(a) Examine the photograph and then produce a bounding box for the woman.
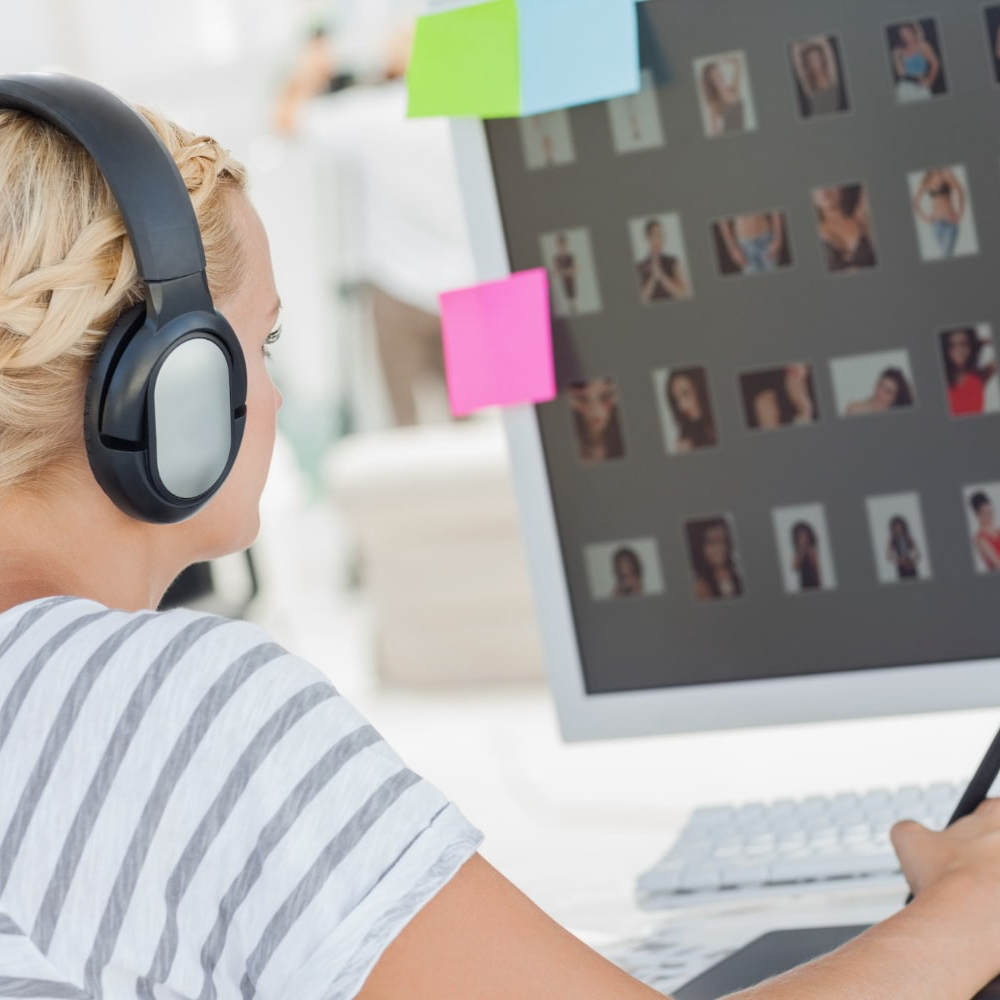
[941,326,996,416]
[791,522,821,591]
[568,377,625,462]
[886,515,922,580]
[891,21,941,101]
[845,366,914,415]
[636,218,689,303]
[912,167,967,258]
[970,492,1000,572]
[611,547,644,597]
[717,211,786,275]
[813,184,877,272]
[688,517,743,600]
[791,36,846,116]
[665,367,717,451]
[552,232,578,313]
[744,363,817,428]
[700,55,746,136]
[5,74,1000,1000]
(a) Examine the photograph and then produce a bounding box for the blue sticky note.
[518,0,641,116]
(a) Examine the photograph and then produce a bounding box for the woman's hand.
[892,799,1000,899]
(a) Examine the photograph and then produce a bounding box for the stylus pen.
[905,720,1000,903]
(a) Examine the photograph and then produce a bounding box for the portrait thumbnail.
[684,515,745,601]
[712,210,793,277]
[938,323,999,418]
[830,349,916,418]
[739,362,818,430]
[812,182,877,273]
[886,18,948,102]
[865,492,933,584]
[963,482,1000,573]
[692,51,758,138]
[908,165,979,262]
[986,6,1000,84]
[628,212,693,304]
[539,228,603,317]
[584,537,665,601]
[652,365,719,454]
[788,34,850,118]
[607,68,665,154]
[566,377,626,464]
[518,110,576,170]
[772,503,838,595]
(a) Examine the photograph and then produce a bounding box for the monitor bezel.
[449,115,1000,742]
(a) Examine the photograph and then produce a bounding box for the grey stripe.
[195,725,382,1000]
[239,769,421,1000]
[28,615,227,964]
[83,641,285,999]
[0,979,91,1000]
[0,913,21,935]
[4,615,157,910]
[135,682,335,1000]
[0,600,102,758]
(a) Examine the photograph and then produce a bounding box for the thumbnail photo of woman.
[909,165,978,261]
[567,377,626,464]
[583,537,665,601]
[539,228,603,317]
[986,6,1000,84]
[652,366,719,454]
[866,492,933,584]
[628,213,693,303]
[788,35,850,117]
[886,19,947,102]
[606,68,665,154]
[939,324,999,417]
[830,349,916,418]
[772,503,838,594]
[739,362,818,430]
[685,515,745,601]
[812,183,877,273]
[963,484,1000,573]
[712,210,792,277]
[518,110,576,170]
[693,51,758,138]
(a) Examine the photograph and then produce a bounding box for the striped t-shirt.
[0,597,482,1000]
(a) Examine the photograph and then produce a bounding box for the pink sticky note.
[439,268,556,417]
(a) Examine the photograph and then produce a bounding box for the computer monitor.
[450,0,1000,740]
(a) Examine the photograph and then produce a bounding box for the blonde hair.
[0,102,248,494]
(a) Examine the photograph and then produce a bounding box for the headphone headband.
[0,73,205,285]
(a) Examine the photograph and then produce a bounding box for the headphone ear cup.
[84,302,150,515]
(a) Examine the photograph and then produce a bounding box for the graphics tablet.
[674,925,1000,999]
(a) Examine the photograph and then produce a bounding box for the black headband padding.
[0,73,206,284]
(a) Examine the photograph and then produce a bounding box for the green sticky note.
[407,0,521,119]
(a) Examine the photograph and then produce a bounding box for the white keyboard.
[636,780,962,908]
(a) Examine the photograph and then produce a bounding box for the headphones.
[0,73,248,524]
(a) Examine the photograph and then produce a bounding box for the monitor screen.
[452,0,1000,738]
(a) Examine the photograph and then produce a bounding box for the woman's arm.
[766,211,785,260]
[358,809,1000,1000]
[912,178,933,223]
[659,259,689,299]
[921,41,940,89]
[718,220,745,269]
[975,535,1000,571]
[947,168,967,220]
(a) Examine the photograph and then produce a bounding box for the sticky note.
[439,268,555,416]
[406,0,521,119]
[407,0,640,119]
[518,0,640,116]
